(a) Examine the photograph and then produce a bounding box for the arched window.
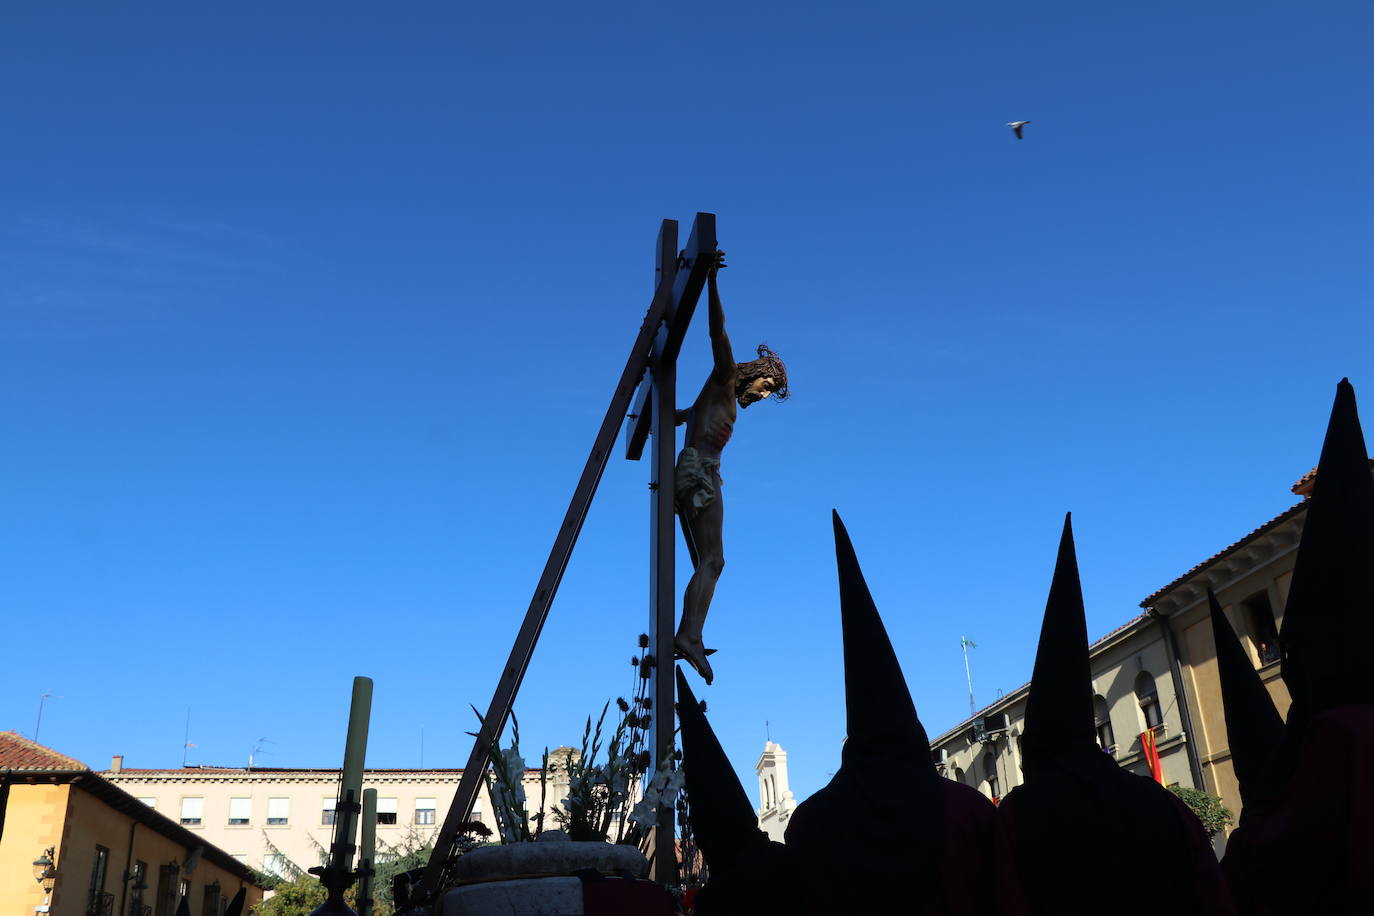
[1093,695,1116,751]
[1136,672,1163,732]
[952,767,965,785]
[983,752,1000,802]
[1242,591,1281,665]
[762,776,772,808]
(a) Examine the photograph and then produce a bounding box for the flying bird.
[1008,120,1031,140]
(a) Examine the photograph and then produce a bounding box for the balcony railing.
[86,891,115,916]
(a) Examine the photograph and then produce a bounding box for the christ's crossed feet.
[673,637,717,686]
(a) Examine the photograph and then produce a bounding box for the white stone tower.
[755,740,796,841]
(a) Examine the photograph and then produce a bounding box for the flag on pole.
[1140,729,1164,783]
[960,636,977,649]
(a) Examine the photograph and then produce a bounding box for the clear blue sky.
[3,1,1372,806]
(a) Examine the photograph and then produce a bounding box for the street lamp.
[32,847,57,889]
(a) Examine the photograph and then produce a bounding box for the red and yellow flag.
[1140,729,1164,783]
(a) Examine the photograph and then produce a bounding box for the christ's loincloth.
[674,447,721,519]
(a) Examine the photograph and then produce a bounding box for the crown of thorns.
[738,344,790,401]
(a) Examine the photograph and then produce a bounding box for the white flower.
[661,768,686,809]
[629,789,661,827]
[502,748,526,774]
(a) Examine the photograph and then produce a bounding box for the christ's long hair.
[736,344,789,401]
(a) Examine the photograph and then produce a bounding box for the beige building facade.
[0,733,262,916]
[102,756,573,880]
[925,463,1370,850]
[1135,471,1340,841]
[930,612,1198,805]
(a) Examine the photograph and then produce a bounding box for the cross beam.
[410,213,716,907]
[624,253,711,462]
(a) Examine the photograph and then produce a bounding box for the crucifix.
[409,213,717,906]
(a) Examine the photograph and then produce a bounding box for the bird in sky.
[1008,120,1031,140]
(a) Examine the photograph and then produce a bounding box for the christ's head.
[736,344,789,408]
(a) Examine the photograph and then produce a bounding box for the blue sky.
[3,1,1372,806]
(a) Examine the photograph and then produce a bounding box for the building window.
[266,797,290,826]
[203,885,222,916]
[1243,590,1281,665]
[415,798,437,826]
[130,861,148,906]
[179,797,204,826]
[157,863,179,916]
[89,844,110,893]
[1136,672,1163,731]
[1093,695,1116,752]
[322,797,337,826]
[136,797,157,810]
[227,797,251,826]
[376,797,399,826]
[983,753,1000,802]
[952,766,965,785]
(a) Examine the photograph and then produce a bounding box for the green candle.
[358,788,377,916]
[334,676,373,872]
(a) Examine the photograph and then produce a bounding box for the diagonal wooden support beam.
[624,214,717,461]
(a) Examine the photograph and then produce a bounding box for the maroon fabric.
[1222,705,1374,914]
[792,779,999,916]
[580,876,677,915]
[995,766,1233,916]
[931,781,1002,916]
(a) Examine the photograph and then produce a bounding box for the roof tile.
[0,731,88,771]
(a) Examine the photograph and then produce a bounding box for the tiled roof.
[1290,457,1374,497]
[1142,463,1374,608]
[1138,501,1306,608]
[0,731,88,771]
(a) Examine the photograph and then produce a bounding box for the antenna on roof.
[34,691,61,744]
[181,708,198,767]
[250,737,273,768]
[960,636,978,717]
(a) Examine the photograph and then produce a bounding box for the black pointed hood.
[224,888,247,916]
[1021,513,1098,767]
[1281,379,1374,711]
[675,668,770,869]
[1000,518,1236,914]
[675,668,803,915]
[784,512,947,911]
[833,510,933,757]
[1208,589,1283,811]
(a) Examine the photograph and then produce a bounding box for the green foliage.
[251,874,352,916]
[248,825,489,916]
[1169,785,1234,838]
[370,827,438,914]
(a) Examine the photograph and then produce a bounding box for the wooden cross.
[410,213,716,905]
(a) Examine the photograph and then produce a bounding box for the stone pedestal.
[441,833,653,916]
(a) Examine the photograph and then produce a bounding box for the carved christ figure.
[673,251,788,684]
